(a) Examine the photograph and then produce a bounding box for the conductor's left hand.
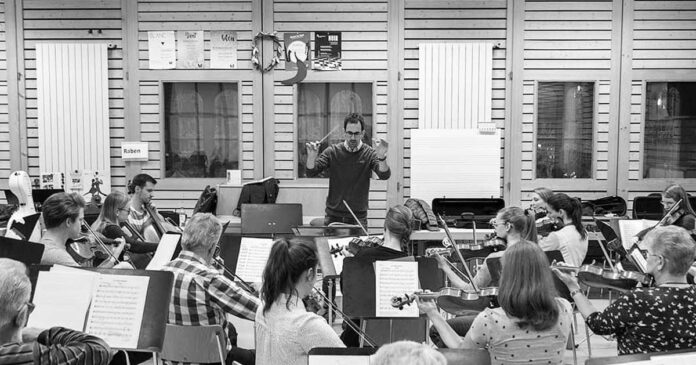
[373,138,388,159]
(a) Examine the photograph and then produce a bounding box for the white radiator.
[418,43,493,129]
[36,43,111,176]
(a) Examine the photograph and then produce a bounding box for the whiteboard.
[410,129,501,205]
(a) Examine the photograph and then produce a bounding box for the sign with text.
[121,142,149,161]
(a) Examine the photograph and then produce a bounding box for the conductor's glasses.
[345,131,362,137]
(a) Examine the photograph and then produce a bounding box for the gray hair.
[372,341,446,365]
[645,225,696,276]
[181,213,223,252]
[0,259,31,327]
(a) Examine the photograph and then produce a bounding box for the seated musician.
[651,184,695,233]
[255,239,344,365]
[339,205,412,346]
[419,242,573,364]
[430,206,536,347]
[127,173,164,242]
[91,191,158,268]
[538,193,588,266]
[162,213,259,365]
[0,258,112,365]
[554,225,696,355]
[531,187,553,219]
[40,192,125,267]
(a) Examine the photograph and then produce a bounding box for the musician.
[162,213,259,365]
[657,184,695,231]
[531,187,553,218]
[91,191,158,268]
[538,193,588,266]
[554,225,696,355]
[306,113,390,228]
[430,206,536,347]
[339,205,412,346]
[255,239,344,365]
[39,192,125,267]
[0,258,112,365]
[126,173,159,240]
[419,242,573,364]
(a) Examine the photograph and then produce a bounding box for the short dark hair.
[42,192,85,229]
[128,173,156,194]
[343,113,365,131]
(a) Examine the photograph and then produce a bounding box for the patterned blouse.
[586,285,696,355]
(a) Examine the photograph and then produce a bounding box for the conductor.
[306,113,390,228]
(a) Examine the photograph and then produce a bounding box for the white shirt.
[538,225,588,266]
[255,294,344,365]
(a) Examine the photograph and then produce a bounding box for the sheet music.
[651,352,696,364]
[146,233,181,270]
[85,275,149,349]
[375,261,419,318]
[309,355,371,365]
[619,220,658,250]
[28,270,98,331]
[236,237,274,283]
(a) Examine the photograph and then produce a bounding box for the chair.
[159,324,227,365]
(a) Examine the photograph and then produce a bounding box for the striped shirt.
[127,206,150,236]
[0,327,111,365]
[162,251,260,348]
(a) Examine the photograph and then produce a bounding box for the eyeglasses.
[489,218,506,227]
[345,131,362,137]
[25,302,35,315]
[117,207,129,212]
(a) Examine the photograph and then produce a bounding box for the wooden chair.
[159,324,227,365]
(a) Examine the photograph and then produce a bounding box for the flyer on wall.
[313,31,341,71]
[147,31,176,69]
[284,32,310,71]
[176,30,204,69]
[211,31,238,69]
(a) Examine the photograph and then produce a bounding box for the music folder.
[0,236,45,266]
[8,213,41,241]
[28,266,174,352]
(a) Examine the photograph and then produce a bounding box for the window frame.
[292,80,378,182]
[531,79,600,187]
[640,80,696,180]
[157,79,243,188]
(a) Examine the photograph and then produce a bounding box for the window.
[536,82,594,179]
[163,82,239,178]
[297,83,373,178]
[644,82,696,178]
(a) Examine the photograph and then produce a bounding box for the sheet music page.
[618,220,657,250]
[146,233,181,270]
[236,237,274,283]
[85,274,149,349]
[375,260,419,318]
[651,352,696,364]
[309,355,371,365]
[28,270,98,331]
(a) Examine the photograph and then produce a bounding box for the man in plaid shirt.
[163,213,260,365]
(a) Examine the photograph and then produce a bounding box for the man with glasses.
[163,213,259,365]
[0,258,112,364]
[306,113,390,228]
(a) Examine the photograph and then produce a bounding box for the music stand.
[0,236,45,266]
[27,266,174,355]
[8,213,41,240]
[292,225,364,237]
[241,203,302,237]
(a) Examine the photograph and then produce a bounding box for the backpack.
[233,177,280,217]
[404,198,439,231]
[193,185,218,215]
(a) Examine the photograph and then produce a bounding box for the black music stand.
[241,203,302,237]
[292,225,364,237]
[342,256,444,346]
[28,266,174,355]
[8,213,41,240]
[0,236,45,266]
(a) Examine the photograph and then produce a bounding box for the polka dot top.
[585,285,696,355]
[462,298,572,365]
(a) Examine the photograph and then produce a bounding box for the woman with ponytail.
[539,193,588,266]
[255,239,344,365]
[420,242,572,363]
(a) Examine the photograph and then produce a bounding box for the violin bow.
[438,214,479,291]
[342,200,369,236]
[82,221,121,264]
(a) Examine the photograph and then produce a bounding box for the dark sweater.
[306,143,390,218]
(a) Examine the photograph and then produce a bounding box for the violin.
[328,236,384,257]
[536,215,562,237]
[551,261,652,292]
[391,288,498,314]
[635,199,684,242]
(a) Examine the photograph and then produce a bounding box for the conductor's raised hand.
[373,138,389,159]
[305,141,320,157]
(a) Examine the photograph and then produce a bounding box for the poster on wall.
[40,172,64,190]
[211,31,238,69]
[284,32,310,71]
[313,31,342,71]
[147,31,176,69]
[176,30,204,69]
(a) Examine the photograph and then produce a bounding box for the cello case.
[6,171,42,242]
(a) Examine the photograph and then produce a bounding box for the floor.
[224,295,619,365]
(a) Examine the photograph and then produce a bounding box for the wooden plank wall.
[21,0,126,190]
[272,0,390,230]
[625,0,696,208]
[402,0,508,201]
[519,0,615,206]
[137,0,256,211]
[0,0,9,189]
